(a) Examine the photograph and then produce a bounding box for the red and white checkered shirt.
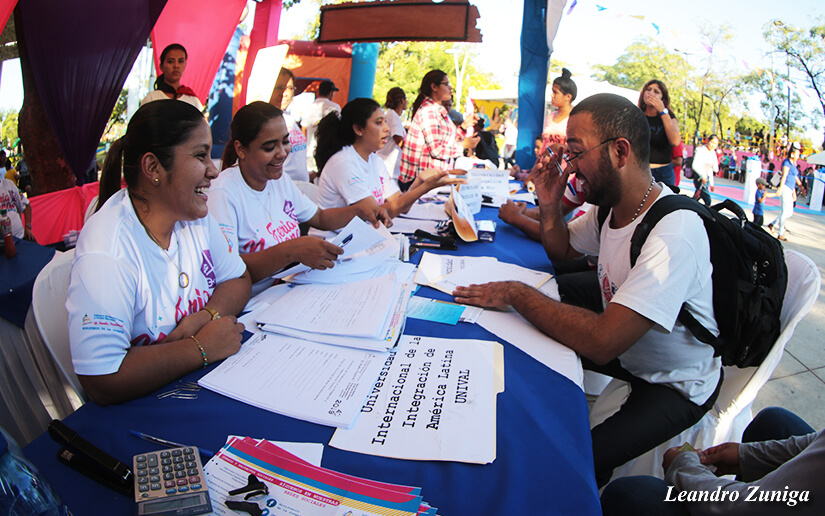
[399,98,464,183]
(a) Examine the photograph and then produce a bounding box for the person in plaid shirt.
[398,70,478,189]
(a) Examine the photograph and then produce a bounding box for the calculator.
[133,446,212,516]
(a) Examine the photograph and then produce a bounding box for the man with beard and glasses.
[453,94,721,488]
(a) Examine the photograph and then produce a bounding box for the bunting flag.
[567,0,578,15]
[596,5,607,11]
[652,23,660,35]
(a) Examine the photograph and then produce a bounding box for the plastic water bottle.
[1,209,15,258]
[0,427,71,515]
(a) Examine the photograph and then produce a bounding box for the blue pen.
[129,430,215,458]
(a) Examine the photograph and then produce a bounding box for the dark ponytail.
[154,43,188,95]
[314,98,381,174]
[411,70,447,116]
[221,101,284,170]
[553,68,577,101]
[97,100,204,211]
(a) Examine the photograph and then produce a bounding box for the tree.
[103,88,129,141]
[0,110,18,150]
[373,41,497,113]
[766,17,825,147]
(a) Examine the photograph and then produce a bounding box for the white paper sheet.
[467,168,510,198]
[477,307,584,390]
[397,202,449,221]
[198,333,389,428]
[413,252,497,287]
[455,182,482,215]
[429,260,552,295]
[225,437,324,467]
[330,336,500,464]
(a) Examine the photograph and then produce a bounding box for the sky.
[2,0,823,133]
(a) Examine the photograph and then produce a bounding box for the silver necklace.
[140,219,190,289]
[630,181,656,223]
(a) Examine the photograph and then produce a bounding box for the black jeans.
[583,358,723,488]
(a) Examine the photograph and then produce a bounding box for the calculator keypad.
[133,446,207,503]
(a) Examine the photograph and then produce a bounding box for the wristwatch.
[660,108,669,116]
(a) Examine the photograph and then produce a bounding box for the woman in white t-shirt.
[210,102,389,292]
[376,87,407,180]
[315,98,463,217]
[140,43,204,111]
[67,100,251,405]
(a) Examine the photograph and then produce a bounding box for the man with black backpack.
[454,94,724,488]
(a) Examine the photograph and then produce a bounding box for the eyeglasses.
[563,137,620,168]
[439,81,453,88]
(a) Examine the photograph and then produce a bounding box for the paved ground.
[682,175,825,430]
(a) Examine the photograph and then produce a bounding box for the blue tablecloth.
[22,207,601,515]
[0,238,55,328]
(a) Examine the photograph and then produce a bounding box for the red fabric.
[0,1,15,31]
[176,85,197,98]
[151,0,247,103]
[28,182,99,245]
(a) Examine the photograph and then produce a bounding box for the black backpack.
[598,195,787,368]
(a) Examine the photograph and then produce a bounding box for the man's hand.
[532,147,570,207]
[663,446,698,472]
[499,200,527,224]
[453,281,518,310]
[700,442,741,477]
[23,226,36,242]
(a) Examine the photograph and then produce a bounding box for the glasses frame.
[563,137,620,169]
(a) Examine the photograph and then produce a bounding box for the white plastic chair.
[83,195,98,222]
[590,249,821,482]
[31,248,88,404]
[295,180,319,204]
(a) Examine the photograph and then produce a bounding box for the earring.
[153,177,160,185]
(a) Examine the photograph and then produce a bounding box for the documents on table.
[396,201,449,221]
[406,297,479,325]
[198,333,389,428]
[204,437,431,515]
[224,437,324,467]
[330,336,502,464]
[467,168,510,198]
[413,251,496,287]
[255,273,413,351]
[429,258,553,295]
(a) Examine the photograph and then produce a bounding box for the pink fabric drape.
[0,0,15,31]
[28,182,99,245]
[150,0,247,103]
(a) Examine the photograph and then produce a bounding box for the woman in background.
[398,70,477,190]
[141,44,203,111]
[68,100,249,405]
[316,98,463,218]
[270,67,311,182]
[376,87,407,181]
[638,79,681,187]
[768,142,803,241]
[542,68,577,150]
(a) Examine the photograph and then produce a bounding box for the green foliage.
[0,110,18,151]
[103,88,129,141]
[591,37,690,92]
[373,41,498,111]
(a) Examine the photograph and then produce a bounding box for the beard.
[580,150,622,207]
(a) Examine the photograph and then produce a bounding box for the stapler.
[48,419,134,496]
[410,229,458,256]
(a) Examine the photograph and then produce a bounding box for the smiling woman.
[68,100,251,405]
[207,102,390,294]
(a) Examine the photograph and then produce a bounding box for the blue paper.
[406,297,465,325]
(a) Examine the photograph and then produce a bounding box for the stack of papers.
[256,273,414,351]
[205,437,438,515]
[198,333,389,427]
[330,336,503,464]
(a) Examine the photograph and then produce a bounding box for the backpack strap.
[629,194,721,350]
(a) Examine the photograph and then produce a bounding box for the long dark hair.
[412,69,447,116]
[638,79,674,115]
[553,68,577,101]
[154,43,188,96]
[221,101,284,170]
[97,100,204,211]
[314,98,381,173]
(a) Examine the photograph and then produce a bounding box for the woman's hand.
[355,203,392,228]
[195,315,245,363]
[645,92,665,113]
[161,309,212,344]
[420,169,467,190]
[290,236,343,270]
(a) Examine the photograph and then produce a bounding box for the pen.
[129,430,215,458]
[545,147,566,176]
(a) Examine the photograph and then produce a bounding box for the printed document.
[413,252,496,287]
[198,333,389,427]
[330,336,501,464]
[429,260,552,295]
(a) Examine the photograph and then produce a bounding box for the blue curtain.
[516,0,549,169]
[18,0,167,182]
[208,26,244,160]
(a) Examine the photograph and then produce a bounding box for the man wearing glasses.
[455,94,721,488]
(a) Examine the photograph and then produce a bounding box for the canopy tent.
[278,40,353,108]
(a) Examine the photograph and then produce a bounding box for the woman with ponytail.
[316,98,464,218]
[140,43,204,111]
[542,68,577,149]
[67,100,250,405]
[398,70,478,190]
[208,101,389,295]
